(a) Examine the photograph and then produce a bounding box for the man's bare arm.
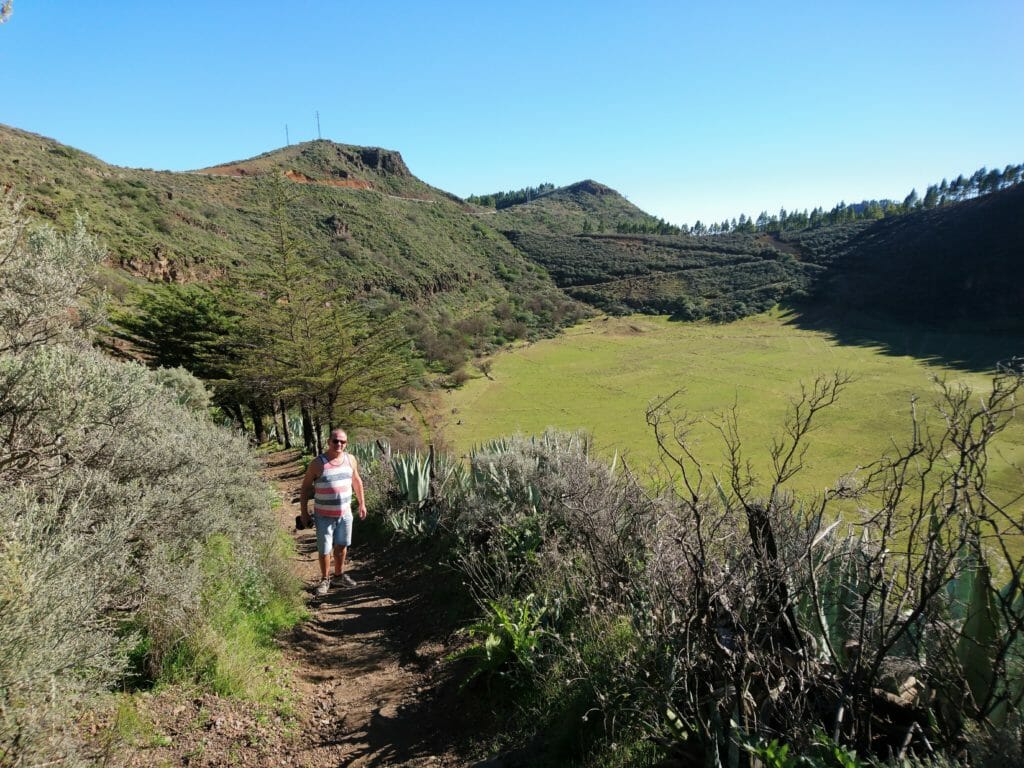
[299,459,321,521]
[352,457,367,519]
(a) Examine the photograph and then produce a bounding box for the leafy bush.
[451,594,548,689]
[152,364,213,411]
[439,431,661,757]
[0,191,301,766]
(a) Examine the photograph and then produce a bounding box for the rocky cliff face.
[355,146,410,176]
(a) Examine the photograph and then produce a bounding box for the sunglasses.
[330,438,348,445]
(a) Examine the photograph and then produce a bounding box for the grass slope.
[492,181,1024,333]
[438,311,1024,498]
[485,179,823,322]
[509,230,817,320]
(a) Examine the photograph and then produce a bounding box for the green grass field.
[438,310,1024,499]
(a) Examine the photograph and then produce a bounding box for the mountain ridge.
[0,123,587,366]
[3,122,1021,361]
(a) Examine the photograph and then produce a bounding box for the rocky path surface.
[105,449,482,767]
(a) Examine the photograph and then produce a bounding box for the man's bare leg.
[315,551,332,596]
[333,545,348,577]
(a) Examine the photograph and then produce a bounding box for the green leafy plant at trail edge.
[450,594,547,689]
[741,731,866,768]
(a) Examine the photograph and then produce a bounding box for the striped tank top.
[313,453,353,518]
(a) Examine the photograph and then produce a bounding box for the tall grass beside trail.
[380,372,1024,766]
[0,191,303,767]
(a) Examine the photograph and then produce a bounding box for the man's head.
[328,429,348,455]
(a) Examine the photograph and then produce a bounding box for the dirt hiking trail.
[105,449,491,767]
[268,449,475,767]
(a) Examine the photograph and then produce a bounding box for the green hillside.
[789,184,1024,330]
[0,124,584,354]
[507,230,817,320]
[5,121,1020,377]
[198,138,461,202]
[485,175,1024,334]
[484,179,663,235]
[481,179,815,321]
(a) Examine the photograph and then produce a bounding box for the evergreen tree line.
[112,175,419,454]
[614,217,682,235]
[686,161,1024,236]
[598,161,1022,238]
[466,182,555,209]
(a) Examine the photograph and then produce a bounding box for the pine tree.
[225,175,418,445]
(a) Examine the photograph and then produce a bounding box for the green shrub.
[157,534,304,699]
[451,594,547,689]
[0,191,302,766]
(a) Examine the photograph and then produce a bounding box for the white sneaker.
[315,578,331,596]
[339,574,356,587]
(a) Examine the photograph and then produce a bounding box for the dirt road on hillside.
[104,450,486,768]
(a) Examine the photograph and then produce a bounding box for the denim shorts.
[315,510,353,554]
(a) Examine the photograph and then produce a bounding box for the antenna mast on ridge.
[316,111,321,140]
[285,124,290,146]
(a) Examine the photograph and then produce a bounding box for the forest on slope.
[789,184,1024,330]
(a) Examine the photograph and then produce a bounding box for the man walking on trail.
[299,428,367,596]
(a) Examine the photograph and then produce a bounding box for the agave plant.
[470,457,542,514]
[808,528,868,665]
[348,440,378,465]
[287,413,304,442]
[944,534,1022,726]
[956,548,1000,717]
[386,506,438,538]
[391,451,431,506]
[471,437,514,457]
[433,451,471,497]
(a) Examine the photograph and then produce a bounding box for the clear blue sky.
[2,1,1021,226]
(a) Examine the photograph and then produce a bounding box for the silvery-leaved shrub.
[0,191,287,766]
[0,471,140,767]
[153,364,213,412]
[451,430,658,714]
[0,190,105,355]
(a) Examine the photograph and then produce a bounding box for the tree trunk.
[313,412,323,455]
[301,404,315,454]
[249,399,266,445]
[223,400,245,430]
[278,399,291,449]
[325,394,337,436]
